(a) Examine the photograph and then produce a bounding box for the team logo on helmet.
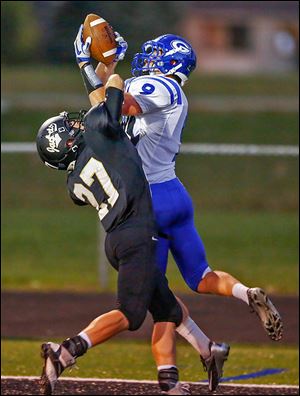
[170,40,191,54]
[45,123,65,153]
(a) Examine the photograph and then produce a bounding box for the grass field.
[2,109,299,144]
[1,339,299,385]
[2,65,298,95]
[2,151,299,293]
[1,205,298,294]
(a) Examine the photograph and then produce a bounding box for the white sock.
[232,283,250,305]
[176,317,210,359]
[78,331,92,348]
[157,365,177,371]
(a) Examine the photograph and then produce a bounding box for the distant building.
[180,1,299,73]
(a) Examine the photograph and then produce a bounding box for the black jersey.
[67,87,155,233]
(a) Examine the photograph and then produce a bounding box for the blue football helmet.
[131,34,197,85]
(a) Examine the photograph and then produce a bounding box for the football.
[83,13,117,65]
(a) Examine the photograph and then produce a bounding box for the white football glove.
[114,31,128,62]
[74,24,92,65]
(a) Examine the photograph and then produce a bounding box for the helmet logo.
[45,123,64,153]
[171,40,191,54]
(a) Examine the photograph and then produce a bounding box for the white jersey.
[123,75,188,184]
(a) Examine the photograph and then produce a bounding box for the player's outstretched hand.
[74,24,92,65]
[114,31,128,62]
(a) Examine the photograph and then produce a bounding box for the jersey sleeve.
[105,86,124,122]
[127,77,174,113]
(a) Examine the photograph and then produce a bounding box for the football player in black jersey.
[37,72,193,395]
[36,28,230,396]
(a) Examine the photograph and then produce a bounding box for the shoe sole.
[161,383,191,395]
[208,358,218,392]
[248,288,283,341]
[209,345,230,392]
[40,343,55,395]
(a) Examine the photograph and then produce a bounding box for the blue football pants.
[150,177,211,291]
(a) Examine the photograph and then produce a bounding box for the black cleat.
[40,342,76,395]
[247,287,283,341]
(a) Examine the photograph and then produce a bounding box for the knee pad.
[122,307,147,331]
[152,299,183,327]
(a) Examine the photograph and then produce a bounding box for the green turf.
[2,65,298,96]
[2,151,298,294]
[183,111,299,145]
[2,205,298,294]
[2,109,299,144]
[177,155,299,212]
[2,154,298,212]
[1,339,298,385]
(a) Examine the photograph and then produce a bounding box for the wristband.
[80,63,103,94]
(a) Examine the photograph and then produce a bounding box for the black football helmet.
[36,110,86,170]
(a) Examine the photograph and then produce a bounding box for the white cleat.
[200,342,230,391]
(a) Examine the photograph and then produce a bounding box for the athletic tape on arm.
[81,63,103,94]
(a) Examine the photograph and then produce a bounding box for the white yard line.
[1,376,299,389]
[1,142,299,156]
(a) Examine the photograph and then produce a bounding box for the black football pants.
[105,222,182,331]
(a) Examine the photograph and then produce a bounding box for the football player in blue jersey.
[75,27,283,344]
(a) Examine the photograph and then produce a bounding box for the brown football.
[83,14,117,65]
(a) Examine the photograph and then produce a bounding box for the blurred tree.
[2,1,187,65]
[1,1,40,63]
[34,0,186,63]
[42,1,94,64]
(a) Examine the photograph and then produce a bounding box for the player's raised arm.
[105,74,124,121]
[74,24,106,105]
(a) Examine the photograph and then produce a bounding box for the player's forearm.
[95,62,118,85]
[79,62,105,105]
[87,71,123,107]
[88,87,106,106]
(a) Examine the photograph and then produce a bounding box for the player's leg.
[169,178,283,341]
[107,224,191,394]
[40,309,129,395]
[197,267,283,341]
[149,266,191,395]
[152,321,176,367]
[155,234,170,275]
[175,296,230,392]
[150,181,173,275]
[149,267,229,394]
[152,322,191,395]
[40,226,153,395]
[151,178,230,386]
